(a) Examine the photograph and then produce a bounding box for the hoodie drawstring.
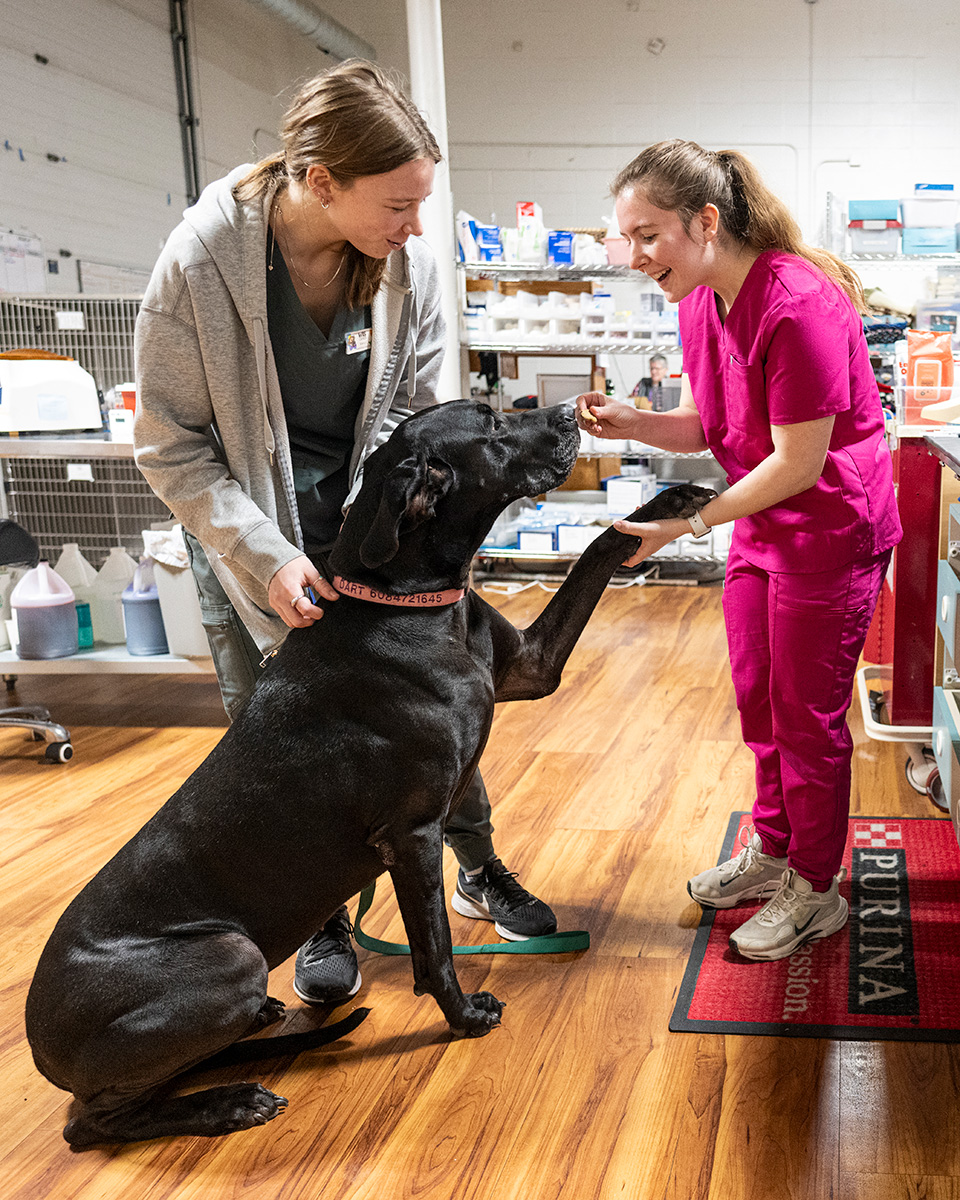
[253,316,276,465]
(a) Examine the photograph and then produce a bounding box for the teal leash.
[352,879,590,956]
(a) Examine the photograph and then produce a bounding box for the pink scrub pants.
[722,543,892,890]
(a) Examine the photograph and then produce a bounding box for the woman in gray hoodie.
[133,61,557,1006]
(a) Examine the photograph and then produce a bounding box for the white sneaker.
[729,868,849,962]
[687,828,788,910]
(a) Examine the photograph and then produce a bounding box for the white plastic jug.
[0,569,14,650]
[54,543,97,594]
[54,543,98,648]
[11,561,79,660]
[90,546,138,644]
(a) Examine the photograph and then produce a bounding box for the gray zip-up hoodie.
[133,165,446,654]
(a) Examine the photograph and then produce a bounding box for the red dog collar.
[332,575,465,608]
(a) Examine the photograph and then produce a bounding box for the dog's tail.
[197,1006,371,1070]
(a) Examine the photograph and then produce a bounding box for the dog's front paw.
[643,483,717,521]
[450,991,504,1038]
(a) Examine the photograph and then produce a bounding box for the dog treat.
[581,406,599,424]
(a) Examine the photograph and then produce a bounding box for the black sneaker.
[451,857,557,941]
[293,906,361,1005]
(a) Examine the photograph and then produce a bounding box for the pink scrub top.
[679,249,902,573]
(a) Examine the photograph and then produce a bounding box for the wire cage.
[0,295,171,565]
[2,456,172,569]
[0,295,140,393]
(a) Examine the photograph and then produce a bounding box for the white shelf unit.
[0,435,213,677]
[458,262,724,575]
[0,646,212,675]
[846,252,960,265]
[459,261,680,355]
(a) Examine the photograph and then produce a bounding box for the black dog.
[25,400,714,1146]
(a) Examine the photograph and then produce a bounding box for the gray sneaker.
[293,906,361,1005]
[729,868,849,961]
[687,828,788,910]
[451,857,557,941]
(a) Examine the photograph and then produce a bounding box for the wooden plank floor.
[0,581,955,1199]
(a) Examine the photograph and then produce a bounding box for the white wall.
[443,0,960,243]
[0,0,401,293]
[1,0,959,295]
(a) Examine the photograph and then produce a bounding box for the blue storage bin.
[902,227,957,255]
[938,560,960,666]
[933,686,960,814]
[848,199,900,221]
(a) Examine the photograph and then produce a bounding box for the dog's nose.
[556,401,578,426]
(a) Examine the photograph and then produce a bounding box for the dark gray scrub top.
[266,247,371,552]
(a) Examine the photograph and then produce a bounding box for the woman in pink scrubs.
[578,139,901,962]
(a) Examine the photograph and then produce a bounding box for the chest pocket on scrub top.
[722,352,772,448]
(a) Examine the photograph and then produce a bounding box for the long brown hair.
[235,60,442,309]
[612,139,866,312]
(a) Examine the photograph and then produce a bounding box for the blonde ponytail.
[612,140,866,313]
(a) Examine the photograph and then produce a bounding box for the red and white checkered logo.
[853,821,902,849]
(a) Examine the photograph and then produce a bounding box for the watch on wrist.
[687,509,710,539]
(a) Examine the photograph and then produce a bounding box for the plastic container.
[53,543,97,649]
[604,237,630,265]
[849,227,900,254]
[901,197,959,227]
[0,570,13,650]
[902,227,958,255]
[90,546,138,644]
[140,524,208,657]
[121,559,169,656]
[848,199,900,221]
[915,301,960,334]
[11,562,79,660]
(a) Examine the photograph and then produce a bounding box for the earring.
[321,198,329,209]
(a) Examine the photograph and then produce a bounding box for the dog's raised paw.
[644,483,717,521]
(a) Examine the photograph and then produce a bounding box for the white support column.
[405,0,467,400]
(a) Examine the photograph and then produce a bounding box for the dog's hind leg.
[31,931,284,1145]
[64,1082,288,1146]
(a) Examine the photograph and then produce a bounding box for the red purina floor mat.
[670,812,960,1041]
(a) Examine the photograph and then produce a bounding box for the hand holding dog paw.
[613,517,690,568]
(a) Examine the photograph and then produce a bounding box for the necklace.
[270,202,346,290]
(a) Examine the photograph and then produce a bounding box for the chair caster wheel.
[45,742,73,763]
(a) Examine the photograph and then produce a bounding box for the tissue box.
[548,230,574,265]
[557,524,604,554]
[474,224,503,262]
[518,529,556,553]
[605,476,648,513]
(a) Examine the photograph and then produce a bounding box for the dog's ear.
[359,454,454,568]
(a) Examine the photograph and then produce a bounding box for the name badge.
[345,328,372,355]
